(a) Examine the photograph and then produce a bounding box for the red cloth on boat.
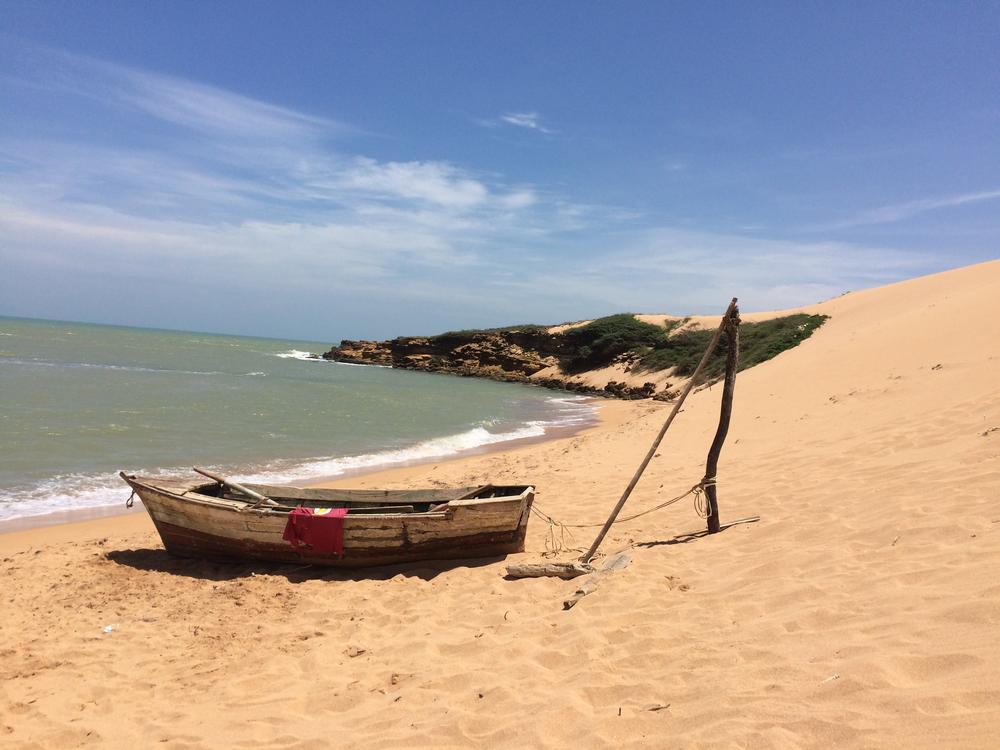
[281,507,348,556]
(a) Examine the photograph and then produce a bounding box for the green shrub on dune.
[562,314,667,372]
[637,313,828,382]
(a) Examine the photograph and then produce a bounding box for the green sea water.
[0,316,593,522]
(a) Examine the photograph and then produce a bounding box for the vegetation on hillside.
[637,313,829,382]
[432,323,549,339]
[551,311,828,381]
[561,314,668,372]
[410,311,829,383]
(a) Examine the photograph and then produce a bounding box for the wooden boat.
[119,470,535,568]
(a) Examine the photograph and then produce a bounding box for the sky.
[1,1,998,341]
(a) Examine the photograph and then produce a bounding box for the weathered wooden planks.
[153,519,529,567]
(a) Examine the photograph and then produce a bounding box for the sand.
[2,259,999,748]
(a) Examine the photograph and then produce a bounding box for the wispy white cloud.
[475,227,935,315]
[28,48,339,141]
[0,46,580,335]
[113,69,331,140]
[0,197,477,287]
[499,189,537,209]
[820,188,1000,230]
[499,111,553,134]
[0,44,954,338]
[0,45,538,215]
[339,158,489,208]
[1,191,937,326]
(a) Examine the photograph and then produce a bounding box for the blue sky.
[1,1,998,340]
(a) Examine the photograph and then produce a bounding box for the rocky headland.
[320,312,828,400]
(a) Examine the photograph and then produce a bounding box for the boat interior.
[191,482,532,515]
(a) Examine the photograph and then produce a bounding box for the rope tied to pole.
[692,478,713,519]
[529,475,720,553]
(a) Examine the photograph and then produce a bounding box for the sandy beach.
[2,260,999,748]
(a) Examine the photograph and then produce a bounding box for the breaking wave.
[0,398,595,524]
[273,349,319,361]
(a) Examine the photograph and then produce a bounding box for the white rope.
[531,477,716,537]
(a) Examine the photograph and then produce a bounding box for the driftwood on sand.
[504,561,592,579]
[563,552,633,609]
[505,553,633,609]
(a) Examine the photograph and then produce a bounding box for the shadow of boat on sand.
[105,546,507,582]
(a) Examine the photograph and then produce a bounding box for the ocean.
[0,316,594,524]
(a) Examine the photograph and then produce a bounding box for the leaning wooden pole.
[580,298,738,563]
[704,304,740,533]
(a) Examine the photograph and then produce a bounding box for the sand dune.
[2,260,999,748]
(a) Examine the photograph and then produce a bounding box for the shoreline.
[307,397,644,491]
[0,397,613,540]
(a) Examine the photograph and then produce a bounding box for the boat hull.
[124,476,534,568]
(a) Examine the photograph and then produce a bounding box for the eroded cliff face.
[321,328,667,400]
[323,339,394,367]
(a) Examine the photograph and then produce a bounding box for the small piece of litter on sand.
[646,703,670,712]
[821,673,840,684]
[102,625,115,634]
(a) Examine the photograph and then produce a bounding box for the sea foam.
[0,399,594,524]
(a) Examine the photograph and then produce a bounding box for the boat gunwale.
[121,474,534,522]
